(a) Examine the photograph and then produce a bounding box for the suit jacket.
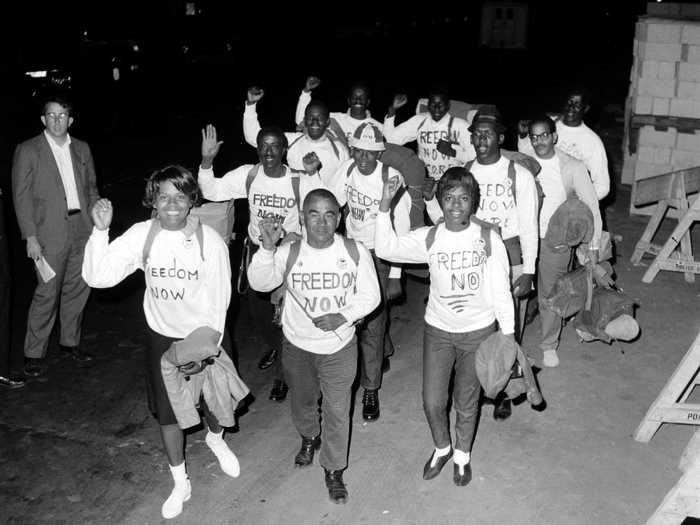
[12,133,99,254]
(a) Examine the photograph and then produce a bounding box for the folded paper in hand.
[35,256,56,283]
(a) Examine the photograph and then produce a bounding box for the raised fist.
[247,86,264,104]
[304,76,321,92]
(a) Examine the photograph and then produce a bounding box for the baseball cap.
[349,122,386,151]
[468,105,506,133]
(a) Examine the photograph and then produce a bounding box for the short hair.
[436,167,481,215]
[565,84,592,107]
[305,100,330,119]
[428,84,450,101]
[302,188,339,213]
[529,114,556,134]
[42,93,73,116]
[142,165,202,208]
[256,126,288,149]
[348,81,370,98]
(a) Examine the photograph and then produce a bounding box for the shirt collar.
[44,130,72,148]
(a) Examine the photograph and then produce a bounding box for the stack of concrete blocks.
[624,3,700,214]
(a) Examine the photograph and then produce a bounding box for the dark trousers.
[537,239,573,352]
[358,253,394,390]
[0,232,11,376]
[282,337,357,471]
[422,322,496,452]
[25,214,90,358]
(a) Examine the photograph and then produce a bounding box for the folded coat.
[161,327,250,430]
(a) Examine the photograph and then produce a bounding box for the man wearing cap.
[328,123,412,421]
[526,115,601,367]
[12,94,100,377]
[383,87,474,180]
[518,85,610,200]
[244,86,349,196]
[425,105,539,420]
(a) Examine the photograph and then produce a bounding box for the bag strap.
[325,131,341,159]
[346,162,356,178]
[447,115,454,139]
[465,159,475,172]
[508,159,517,206]
[342,237,360,268]
[284,240,303,283]
[288,135,304,151]
[290,170,301,210]
[425,225,438,251]
[416,116,429,132]
[142,219,161,268]
[470,216,494,257]
[245,164,260,196]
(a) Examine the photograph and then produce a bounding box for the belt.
[67,209,81,216]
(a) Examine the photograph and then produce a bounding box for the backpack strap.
[284,240,303,283]
[288,135,304,151]
[470,216,495,257]
[346,162,356,178]
[508,159,517,206]
[416,116,429,132]
[290,170,301,210]
[465,159,475,172]
[425,225,439,251]
[245,164,260,196]
[342,237,360,268]
[325,131,341,159]
[142,219,161,268]
[447,115,454,140]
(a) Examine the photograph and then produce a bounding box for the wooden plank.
[642,207,700,283]
[647,404,700,426]
[632,201,670,265]
[657,259,700,274]
[646,457,700,525]
[635,173,675,207]
[680,429,700,472]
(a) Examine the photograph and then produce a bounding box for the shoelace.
[363,390,378,407]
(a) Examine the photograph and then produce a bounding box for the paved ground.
[2,124,700,524]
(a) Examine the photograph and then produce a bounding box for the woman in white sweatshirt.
[81,166,239,520]
[375,167,514,487]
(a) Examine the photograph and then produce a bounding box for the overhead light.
[26,71,47,78]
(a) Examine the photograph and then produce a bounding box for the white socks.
[454,449,471,475]
[162,463,191,520]
[543,350,560,368]
[430,444,452,467]
[205,430,240,478]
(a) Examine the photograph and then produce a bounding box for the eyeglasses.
[45,112,69,122]
[529,131,552,142]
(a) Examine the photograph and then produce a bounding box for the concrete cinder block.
[671,148,700,169]
[677,80,700,99]
[641,60,660,78]
[640,42,683,62]
[622,153,637,185]
[636,22,648,42]
[684,44,700,64]
[647,23,682,43]
[655,147,672,164]
[634,161,673,180]
[637,145,656,164]
[676,131,700,152]
[635,96,653,114]
[638,125,678,147]
[679,62,700,81]
[652,97,670,115]
[681,24,700,45]
[638,77,676,97]
[659,61,677,79]
[669,98,700,117]
[647,3,681,17]
[681,4,700,19]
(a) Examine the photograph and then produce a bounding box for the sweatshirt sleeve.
[452,118,476,163]
[204,235,232,339]
[571,162,603,250]
[82,225,143,288]
[587,135,610,200]
[247,244,287,293]
[514,166,539,274]
[374,211,430,264]
[198,165,249,201]
[243,103,262,147]
[295,90,311,126]
[425,197,444,224]
[486,232,515,335]
[337,244,380,325]
[383,115,421,146]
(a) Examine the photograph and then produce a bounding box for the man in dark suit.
[12,94,100,377]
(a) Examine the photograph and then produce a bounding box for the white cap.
[349,123,385,151]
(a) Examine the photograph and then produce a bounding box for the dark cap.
[468,104,506,133]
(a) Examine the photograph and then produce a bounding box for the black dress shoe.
[453,462,472,486]
[324,469,348,504]
[0,375,26,389]
[423,448,453,480]
[23,358,45,378]
[258,348,278,370]
[269,379,288,401]
[362,388,380,421]
[294,435,320,467]
[493,395,512,421]
[59,345,93,362]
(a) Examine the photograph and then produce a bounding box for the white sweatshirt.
[247,235,380,354]
[518,120,610,200]
[383,113,474,179]
[374,213,514,334]
[425,155,539,274]
[295,90,383,141]
[243,103,349,192]
[82,221,231,340]
[198,165,323,245]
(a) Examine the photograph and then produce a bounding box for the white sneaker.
[543,350,560,368]
[161,479,191,519]
[206,432,240,478]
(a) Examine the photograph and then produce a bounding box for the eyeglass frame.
[44,112,70,122]
[528,131,555,143]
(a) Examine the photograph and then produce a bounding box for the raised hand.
[247,86,264,105]
[259,216,283,250]
[201,124,223,167]
[379,176,401,212]
[392,94,408,110]
[517,119,531,139]
[304,76,321,92]
[91,198,113,231]
[422,177,437,201]
[302,152,323,174]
